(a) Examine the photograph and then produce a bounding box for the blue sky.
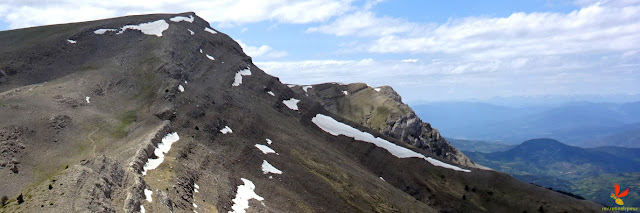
[1,0,638,104]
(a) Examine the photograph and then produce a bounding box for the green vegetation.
[16,194,23,204]
[333,87,409,132]
[131,56,161,101]
[466,139,640,207]
[292,150,399,213]
[466,139,640,180]
[0,196,7,207]
[111,110,138,138]
[572,172,640,207]
[369,106,391,128]
[77,64,100,72]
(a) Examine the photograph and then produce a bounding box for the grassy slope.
[335,85,408,132]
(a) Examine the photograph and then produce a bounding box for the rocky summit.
[0,12,602,213]
[290,83,481,169]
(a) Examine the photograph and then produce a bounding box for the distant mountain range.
[446,138,514,153]
[465,138,640,206]
[466,138,640,179]
[413,101,640,147]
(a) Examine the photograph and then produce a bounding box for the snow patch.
[380,177,385,181]
[232,67,252,86]
[265,138,272,145]
[342,91,348,95]
[94,29,117,34]
[287,85,296,88]
[199,49,203,54]
[267,91,275,96]
[220,126,233,134]
[374,88,381,92]
[188,29,195,35]
[194,183,200,193]
[118,20,169,37]
[302,86,312,92]
[67,39,76,44]
[229,178,264,213]
[193,203,198,208]
[142,132,180,175]
[140,205,145,213]
[85,96,90,104]
[261,160,282,174]
[255,144,276,154]
[178,85,185,92]
[311,114,471,172]
[170,15,194,23]
[206,54,215,61]
[282,98,300,111]
[144,189,153,202]
[205,27,217,34]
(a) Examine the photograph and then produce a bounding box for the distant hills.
[583,126,640,148]
[465,138,640,206]
[413,101,640,147]
[466,138,640,179]
[446,138,513,153]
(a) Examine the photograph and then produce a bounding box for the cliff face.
[291,83,481,169]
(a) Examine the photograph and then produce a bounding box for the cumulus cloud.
[306,11,416,37]
[256,57,640,102]
[308,1,640,60]
[401,59,419,63]
[236,40,288,59]
[0,0,356,29]
[286,0,640,102]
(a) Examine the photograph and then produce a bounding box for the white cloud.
[308,1,640,60]
[236,40,288,59]
[0,0,356,29]
[4,5,117,29]
[401,59,419,63]
[306,11,415,37]
[256,55,640,102]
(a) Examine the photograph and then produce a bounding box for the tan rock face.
[293,82,481,169]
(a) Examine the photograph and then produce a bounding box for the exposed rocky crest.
[0,12,602,213]
[292,82,481,169]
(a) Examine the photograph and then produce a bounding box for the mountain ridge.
[291,82,482,169]
[0,12,602,213]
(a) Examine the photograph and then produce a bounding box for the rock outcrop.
[292,82,481,169]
